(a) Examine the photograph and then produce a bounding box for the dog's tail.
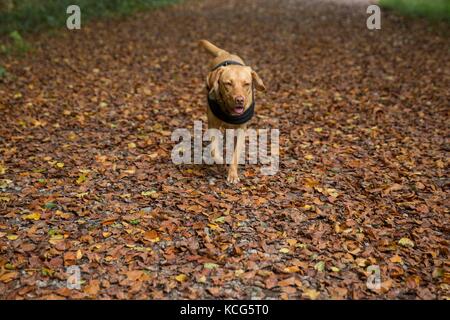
[198,39,227,57]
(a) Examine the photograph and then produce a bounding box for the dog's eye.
[224,81,232,86]
[244,83,251,87]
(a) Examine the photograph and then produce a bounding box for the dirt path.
[0,0,448,299]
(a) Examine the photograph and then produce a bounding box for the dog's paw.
[227,171,240,184]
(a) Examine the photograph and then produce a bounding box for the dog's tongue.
[234,106,244,114]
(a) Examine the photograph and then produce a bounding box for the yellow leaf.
[0,271,18,283]
[304,178,319,188]
[279,248,290,254]
[76,250,83,260]
[50,234,64,240]
[49,234,64,245]
[102,232,111,238]
[0,164,6,174]
[331,266,340,272]
[148,152,159,159]
[235,269,244,277]
[398,238,414,248]
[56,162,64,168]
[175,274,187,283]
[0,179,12,188]
[287,239,297,246]
[335,223,342,233]
[304,154,314,161]
[0,196,10,202]
[76,192,89,198]
[204,263,219,270]
[390,255,403,264]
[326,188,339,198]
[23,212,41,221]
[67,132,77,141]
[208,223,224,232]
[314,261,325,272]
[141,190,160,199]
[303,289,320,300]
[76,173,87,184]
[314,127,323,133]
[283,266,300,273]
[295,243,307,249]
[124,168,135,174]
[7,234,18,240]
[55,210,72,219]
[128,142,136,149]
[356,258,367,267]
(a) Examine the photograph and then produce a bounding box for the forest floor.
[0,0,448,299]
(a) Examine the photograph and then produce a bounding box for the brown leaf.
[84,280,100,296]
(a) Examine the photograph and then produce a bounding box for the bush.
[0,65,6,78]
[0,0,180,36]
[0,30,31,55]
[380,0,450,20]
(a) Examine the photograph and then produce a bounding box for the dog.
[199,40,266,183]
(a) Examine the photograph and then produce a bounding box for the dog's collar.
[211,60,244,71]
[207,90,255,125]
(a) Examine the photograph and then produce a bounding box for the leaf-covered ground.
[0,0,449,299]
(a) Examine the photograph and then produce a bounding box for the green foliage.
[8,30,31,52]
[0,30,31,55]
[0,0,180,36]
[380,0,450,20]
[0,65,6,78]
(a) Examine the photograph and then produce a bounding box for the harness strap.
[211,60,244,70]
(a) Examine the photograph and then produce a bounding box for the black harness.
[207,60,255,125]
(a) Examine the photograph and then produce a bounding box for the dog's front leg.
[227,129,245,183]
[209,134,225,164]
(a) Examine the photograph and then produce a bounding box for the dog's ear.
[251,70,266,91]
[207,67,224,99]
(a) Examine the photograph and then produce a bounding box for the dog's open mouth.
[233,106,244,114]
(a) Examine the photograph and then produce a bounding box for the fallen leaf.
[23,212,41,221]
[398,238,414,248]
[175,274,187,283]
[204,263,219,270]
[302,288,320,300]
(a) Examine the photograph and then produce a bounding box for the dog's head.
[207,65,265,115]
